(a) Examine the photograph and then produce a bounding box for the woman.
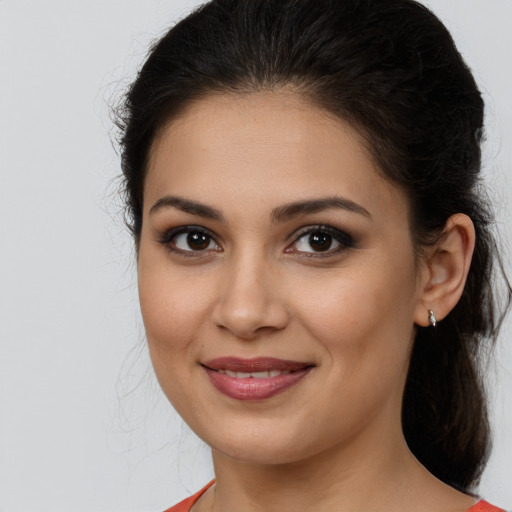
[116,0,511,510]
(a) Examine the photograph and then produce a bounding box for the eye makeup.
[157,222,356,260]
[285,224,356,258]
[157,225,221,256]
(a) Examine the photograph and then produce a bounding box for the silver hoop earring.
[428,309,437,327]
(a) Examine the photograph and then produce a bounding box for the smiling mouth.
[201,357,314,400]
[216,369,292,378]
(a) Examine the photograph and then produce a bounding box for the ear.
[414,213,476,327]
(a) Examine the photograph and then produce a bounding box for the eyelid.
[157,224,354,257]
[285,224,355,255]
[158,225,222,254]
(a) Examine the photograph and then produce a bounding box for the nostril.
[211,264,290,338]
[212,305,289,340]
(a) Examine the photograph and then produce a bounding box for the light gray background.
[0,1,510,511]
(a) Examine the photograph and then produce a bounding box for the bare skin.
[138,90,477,512]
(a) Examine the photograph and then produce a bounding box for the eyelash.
[157,224,355,257]
[286,225,355,257]
[158,226,219,257]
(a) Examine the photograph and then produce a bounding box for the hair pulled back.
[117,0,511,492]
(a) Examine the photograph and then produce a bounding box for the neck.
[209,423,427,512]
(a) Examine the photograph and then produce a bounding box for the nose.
[211,256,290,340]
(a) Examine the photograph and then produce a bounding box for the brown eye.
[295,230,339,253]
[187,231,211,250]
[308,232,333,252]
[287,225,354,256]
[165,228,220,253]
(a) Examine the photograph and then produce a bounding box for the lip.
[203,357,312,372]
[202,357,314,401]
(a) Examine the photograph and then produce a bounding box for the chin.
[197,420,324,466]
[214,441,310,466]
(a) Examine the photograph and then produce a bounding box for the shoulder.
[162,488,507,512]
[163,481,215,512]
[467,500,507,512]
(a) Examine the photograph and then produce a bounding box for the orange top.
[163,481,506,512]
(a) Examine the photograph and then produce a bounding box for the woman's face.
[138,91,428,465]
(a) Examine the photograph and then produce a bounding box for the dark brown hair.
[116,0,511,492]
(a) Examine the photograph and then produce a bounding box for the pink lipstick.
[202,357,314,401]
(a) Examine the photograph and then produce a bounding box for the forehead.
[145,90,409,222]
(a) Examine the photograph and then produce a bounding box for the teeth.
[220,369,291,378]
[249,371,270,379]
[226,370,250,378]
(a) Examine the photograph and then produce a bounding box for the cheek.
[291,257,418,369]
[137,251,215,362]
[287,262,418,436]
[137,263,216,414]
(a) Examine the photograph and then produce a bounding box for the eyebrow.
[149,195,223,220]
[149,195,371,222]
[271,196,371,223]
